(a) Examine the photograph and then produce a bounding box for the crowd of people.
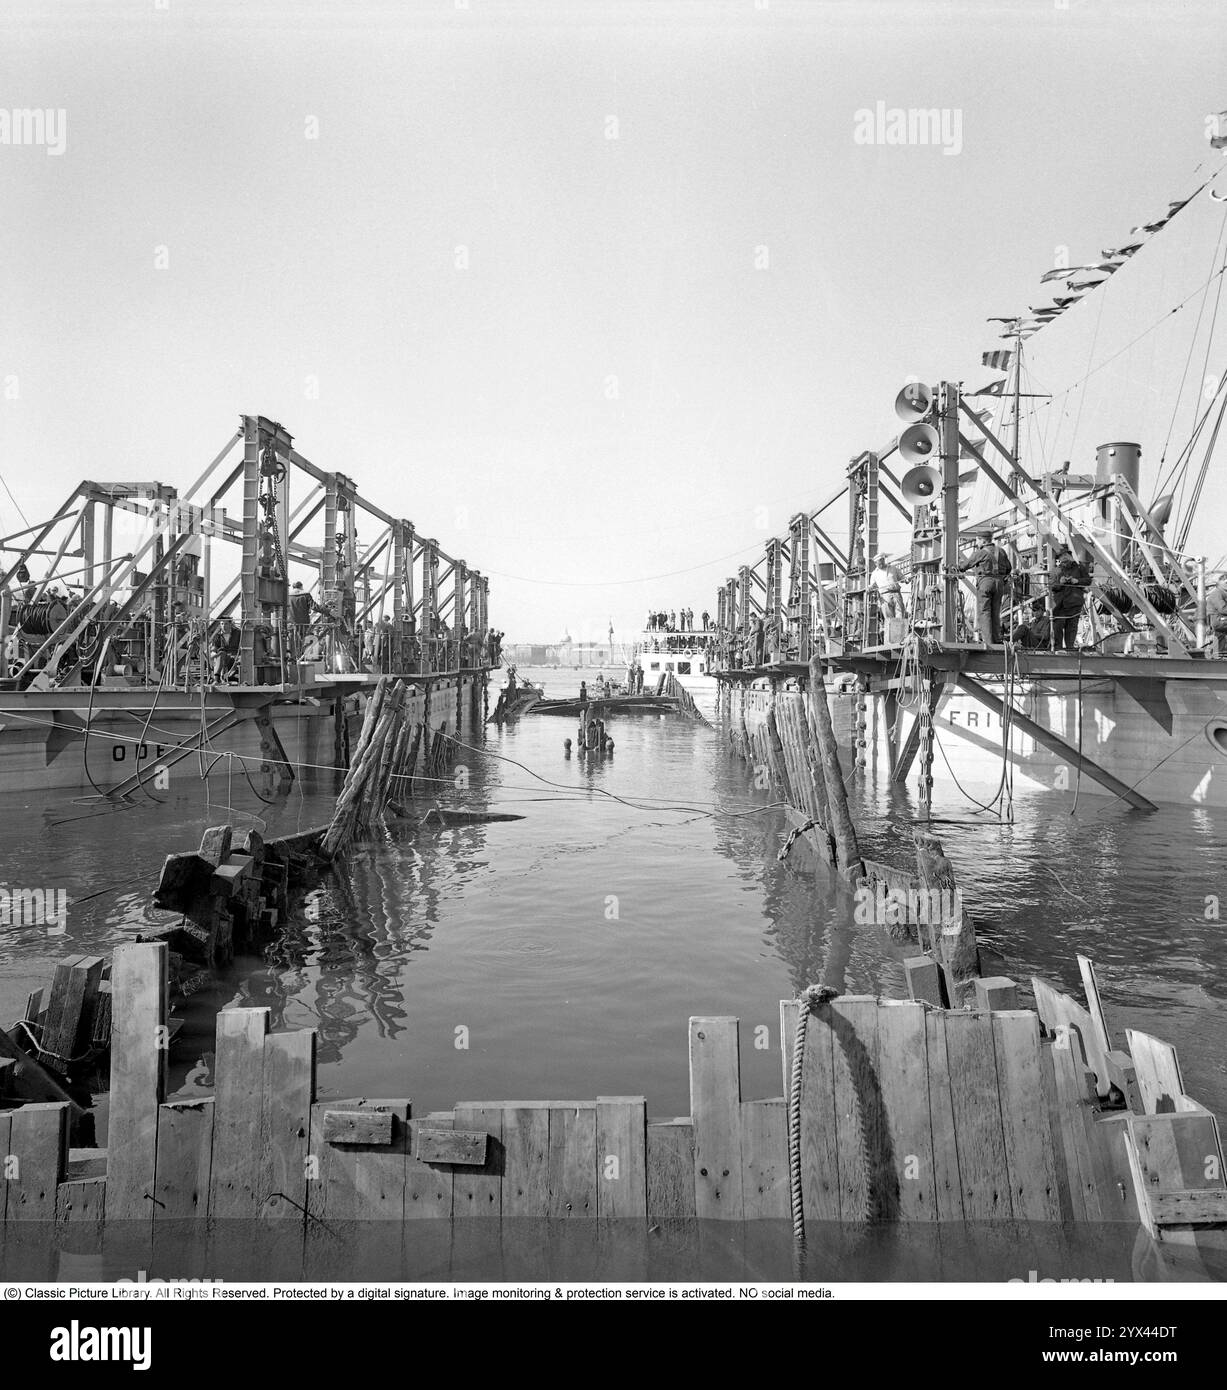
[646,607,709,632]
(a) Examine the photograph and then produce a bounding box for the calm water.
[2,664,1225,1129]
[5,666,1227,1278]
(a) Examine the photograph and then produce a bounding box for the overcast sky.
[2,0,1225,641]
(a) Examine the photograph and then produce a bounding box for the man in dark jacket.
[958,531,1012,645]
[1050,550,1091,652]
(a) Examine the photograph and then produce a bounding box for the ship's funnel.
[1095,441,1141,493]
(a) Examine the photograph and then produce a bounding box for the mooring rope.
[776,817,816,861]
[788,982,840,1260]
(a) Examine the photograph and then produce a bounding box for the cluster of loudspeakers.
[893,382,943,505]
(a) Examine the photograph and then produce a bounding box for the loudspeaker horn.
[895,381,934,423]
[900,464,942,505]
[899,421,941,466]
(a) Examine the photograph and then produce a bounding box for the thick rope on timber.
[806,656,863,881]
[788,983,841,1258]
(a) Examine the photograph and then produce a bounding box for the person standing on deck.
[1206,574,1227,656]
[1050,549,1091,652]
[870,553,903,622]
[958,531,1013,645]
[701,609,710,631]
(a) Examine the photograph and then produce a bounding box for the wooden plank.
[991,1011,1062,1222]
[307,1098,409,1221]
[1076,955,1112,1056]
[1031,975,1110,1098]
[1104,1049,1143,1113]
[1126,1029,1185,1114]
[1047,1025,1103,1221]
[645,1119,696,1218]
[0,1025,85,1119]
[875,1000,936,1221]
[829,997,882,1222]
[739,1099,789,1219]
[106,942,168,1222]
[323,1109,393,1146]
[56,1175,105,1225]
[7,1102,68,1220]
[924,1010,964,1221]
[209,1007,270,1219]
[1129,1113,1226,1195]
[490,1109,545,1218]
[1149,1189,1227,1226]
[260,1029,315,1219]
[796,996,841,1221]
[0,1111,10,1225]
[67,1146,107,1180]
[414,1128,486,1166]
[596,1097,647,1218]
[452,1105,503,1217]
[943,1011,1013,1219]
[1037,1040,1082,1223]
[47,955,105,1068]
[153,1098,213,1220]
[547,1104,597,1217]
[689,1016,744,1220]
[404,1120,454,1218]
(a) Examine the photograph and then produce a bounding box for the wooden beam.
[106,943,167,1222]
[955,673,1157,812]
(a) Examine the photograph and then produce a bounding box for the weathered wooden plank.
[992,1011,1062,1222]
[1037,1039,1082,1223]
[1126,1029,1185,1115]
[496,1108,547,1219]
[645,1119,696,1218]
[452,1105,503,1217]
[404,1120,454,1219]
[414,1128,486,1166]
[875,1000,936,1220]
[1076,955,1112,1056]
[0,1110,10,1224]
[1048,1024,1104,1221]
[829,997,881,1222]
[547,1104,597,1218]
[308,1098,409,1222]
[153,1098,214,1221]
[7,1102,68,1221]
[943,1011,1012,1220]
[792,996,842,1222]
[689,1016,744,1220]
[43,956,104,1069]
[1129,1113,1226,1195]
[209,1007,270,1219]
[56,1175,105,1225]
[1149,1188,1227,1226]
[260,1029,315,1219]
[596,1097,647,1218]
[1031,975,1110,1098]
[924,1010,963,1221]
[323,1109,393,1146]
[740,1099,789,1219]
[106,942,168,1222]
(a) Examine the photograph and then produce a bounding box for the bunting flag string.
[972,111,1225,394]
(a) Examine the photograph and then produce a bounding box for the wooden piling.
[806,656,863,880]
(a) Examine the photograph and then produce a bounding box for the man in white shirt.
[870,553,904,620]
